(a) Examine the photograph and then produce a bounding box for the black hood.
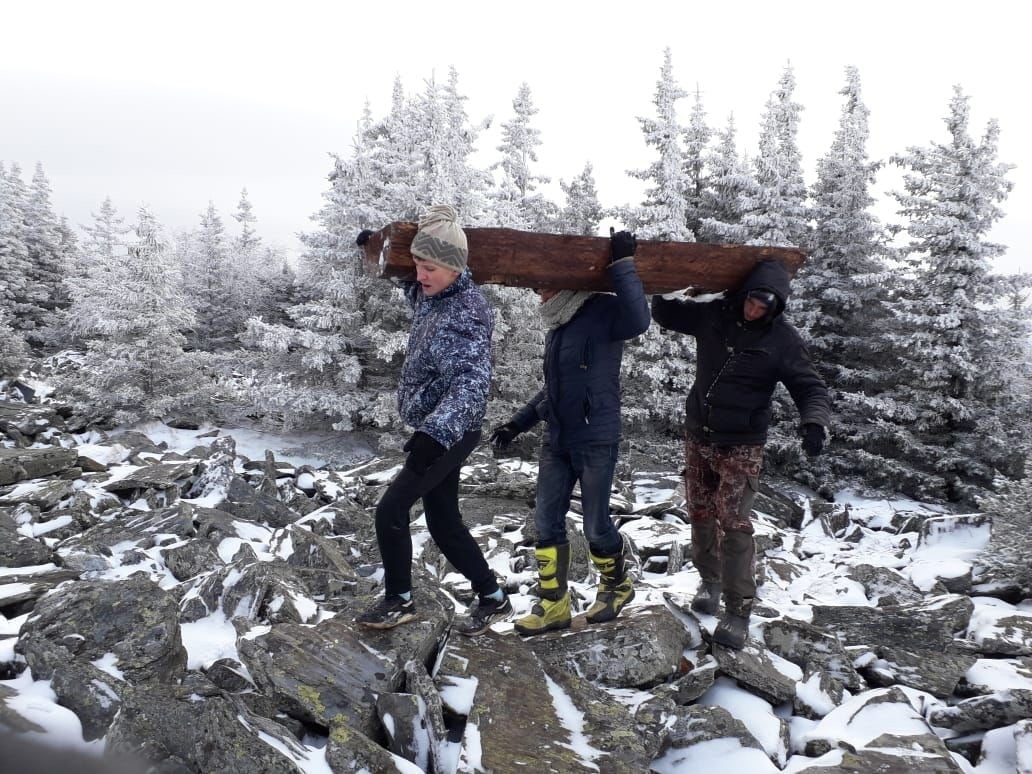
[736,259,791,320]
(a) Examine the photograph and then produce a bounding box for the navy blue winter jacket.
[510,259,650,450]
[651,259,831,446]
[397,270,493,449]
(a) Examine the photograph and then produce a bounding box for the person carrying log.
[490,229,650,635]
[651,258,831,649]
[353,205,512,636]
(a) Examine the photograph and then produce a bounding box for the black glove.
[610,229,637,262]
[403,431,446,475]
[801,423,825,457]
[489,422,520,452]
[356,229,374,247]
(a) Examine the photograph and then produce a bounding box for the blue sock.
[484,588,504,602]
[397,591,411,601]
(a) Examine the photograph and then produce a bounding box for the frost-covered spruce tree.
[682,86,712,238]
[489,82,555,230]
[179,202,244,350]
[556,163,604,236]
[617,49,697,429]
[740,65,810,248]
[241,105,414,431]
[62,208,199,425]
[443,68,493,222]
[0,307,27,378]
[5,162,71,346]
[0,163,33,333]
[410,68,492,220]
[233,188,260,252]
[625,48,693,241]
[479,82,558,417]
[777,67,896,487]
[230,189,282,324]
[64,197,131,340]
[875,87,1019,502]
[242,176,377,427]
[697,115,757,244]
[79,196,130,269]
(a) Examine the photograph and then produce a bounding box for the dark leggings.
[375,430,498,597]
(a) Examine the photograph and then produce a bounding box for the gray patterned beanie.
[410,204,468,272]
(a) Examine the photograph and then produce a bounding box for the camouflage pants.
[684,437,764,535]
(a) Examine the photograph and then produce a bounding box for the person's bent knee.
[375,493,410,534]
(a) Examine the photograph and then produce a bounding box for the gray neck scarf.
[539,290,596,329]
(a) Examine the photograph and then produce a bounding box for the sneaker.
[356,594,418,629]
[456,593,513,636]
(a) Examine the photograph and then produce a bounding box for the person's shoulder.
[449,282,493,328]
[773,316,807,344]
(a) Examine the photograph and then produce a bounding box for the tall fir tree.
[231,188,280,324]
[618,50,697,430]
[241,111,409,431]
[0,306,27,378]
[179,202,243,350]
[490,82,554,229]
[62,208,199,424]
[65,197,130,340]
[0,163,33,334]
[233,188,260,252]
[773,66,895,489]
[740,65,810,248]
[556,163,604,236]
[626,48,693,241]
[481,83,556,414]
[875,87,1019,502]
[80,196,131,267]
[697,115,757,243]
[682,87,712,238]
[20,163,69,345]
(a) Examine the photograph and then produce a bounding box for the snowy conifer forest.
[2,54,1032,772]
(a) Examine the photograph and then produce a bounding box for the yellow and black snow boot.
[585,539,635,624]
[515,543,572,636]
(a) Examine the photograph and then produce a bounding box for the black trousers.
[375,430,497,598]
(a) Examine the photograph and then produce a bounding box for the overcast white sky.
[2,0,1028,275]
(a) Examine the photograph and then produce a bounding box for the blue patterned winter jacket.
[397,270,494,449]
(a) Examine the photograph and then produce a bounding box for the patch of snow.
[179,610,241,670]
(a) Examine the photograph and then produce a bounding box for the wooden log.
[360,222,806,295]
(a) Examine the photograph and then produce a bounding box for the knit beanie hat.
[410,205,468,272]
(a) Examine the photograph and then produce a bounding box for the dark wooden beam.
[361,222,806,294]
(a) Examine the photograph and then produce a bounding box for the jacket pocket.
[580,338,593,370]
[583,387,593,424]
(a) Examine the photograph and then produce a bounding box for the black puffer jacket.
[511,259,650,451]
[651,259,830,445]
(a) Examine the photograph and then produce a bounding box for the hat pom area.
[417,204,459,230]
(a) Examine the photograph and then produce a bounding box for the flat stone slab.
[102,461,201,493]
[437,630,651,773]
[0,447,78,486]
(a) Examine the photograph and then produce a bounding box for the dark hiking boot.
[691,580,722,616]
[713,596,754,649]
[456,593,513,636]
[585,540,635,624]
[356,594,417,629]
[515,543,572,636]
